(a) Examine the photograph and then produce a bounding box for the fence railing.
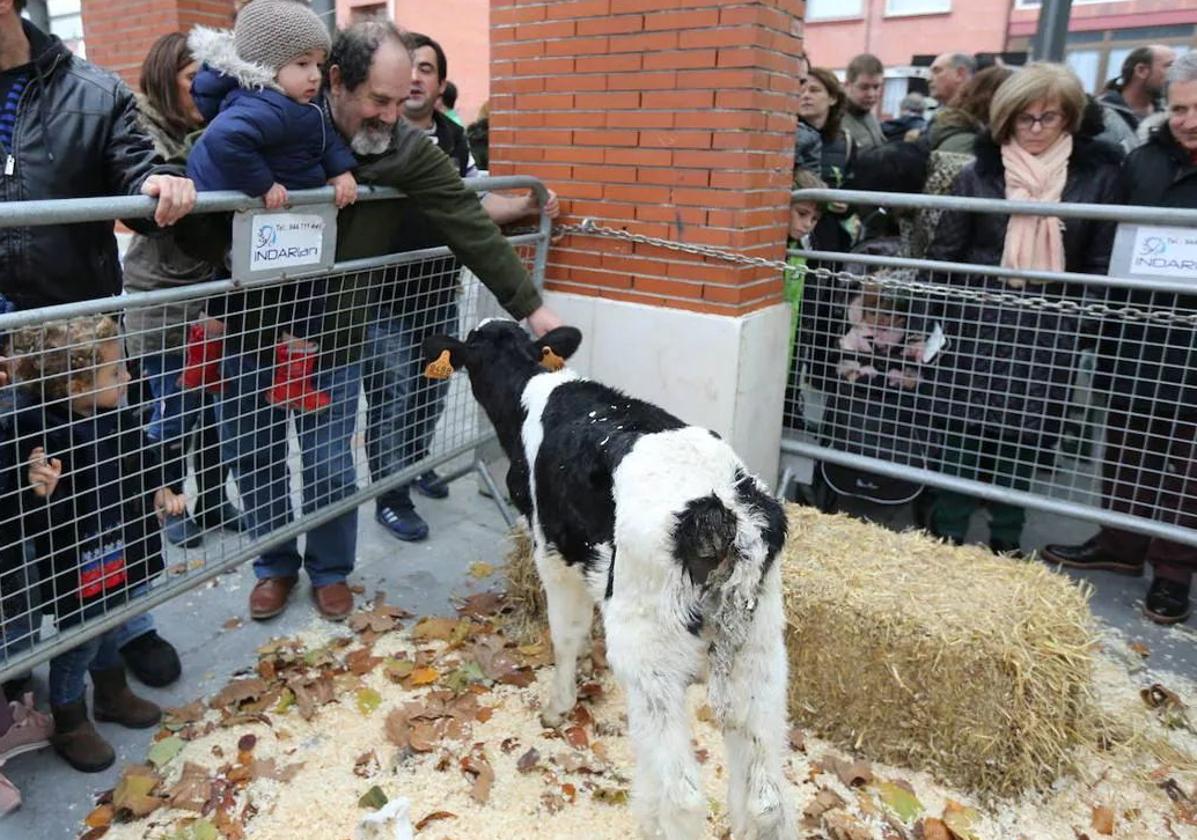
[0,177,548,682]
[782,187,1197,549]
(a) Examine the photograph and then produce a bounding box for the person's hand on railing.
[154,487,187,524]
[141,174,197,227]
[526,306,564,339]
[329,172,359,209]
[27,448,62,499]
[263,182,289,210]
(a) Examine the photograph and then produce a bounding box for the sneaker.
[375,505,429,542]
[119,630,182,688]
[1145,578,1192,625]
[413,470,450,500]
[0,693,52,763]
[164,514,204,548]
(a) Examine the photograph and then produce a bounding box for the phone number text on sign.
[249,213,325,272]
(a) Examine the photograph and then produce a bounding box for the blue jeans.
[216,350,359,586]
[362,299,456,510]
[49,628,122,706]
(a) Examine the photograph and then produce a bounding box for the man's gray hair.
[900,93,925,114]
[946,52,977,75]
[1167,51,1197,87]
[327,19,406,93]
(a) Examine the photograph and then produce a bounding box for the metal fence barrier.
[782,187,1197,550]
[0,177,549,682]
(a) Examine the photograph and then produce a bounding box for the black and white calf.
[425,321,794,840]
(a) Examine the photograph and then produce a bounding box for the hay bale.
[500,506,1098,798]
[783,506,1097,798]
[501,526,546,644]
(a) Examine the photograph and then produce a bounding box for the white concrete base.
[543,290,790,487]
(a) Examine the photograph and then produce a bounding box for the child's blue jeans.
[49,629,123,707]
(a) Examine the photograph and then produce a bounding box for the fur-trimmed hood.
[187,26,281,94]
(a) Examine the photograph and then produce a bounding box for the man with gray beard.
[235,20,561,622]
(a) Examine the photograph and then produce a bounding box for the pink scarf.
[999,133,1072,287]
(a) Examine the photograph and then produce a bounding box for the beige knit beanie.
[234,0,331,72]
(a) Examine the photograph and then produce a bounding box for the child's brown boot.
[90,667,162,729]
[50,698,114,773]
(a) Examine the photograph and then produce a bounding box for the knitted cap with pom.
[235,0,331,72]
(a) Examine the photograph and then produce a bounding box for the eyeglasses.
[1015,111,1062,130]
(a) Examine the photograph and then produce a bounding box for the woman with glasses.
[923,63,1122,555]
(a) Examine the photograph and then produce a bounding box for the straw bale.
[501,508,1098,798]
[782,506,1097,798]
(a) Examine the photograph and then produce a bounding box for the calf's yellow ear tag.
[540,347,566,371]
[425,350,455,380]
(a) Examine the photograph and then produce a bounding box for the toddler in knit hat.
[183,0,359,412]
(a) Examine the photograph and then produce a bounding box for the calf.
[425,321,794,840]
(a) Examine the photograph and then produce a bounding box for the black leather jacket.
[0,21,169,310]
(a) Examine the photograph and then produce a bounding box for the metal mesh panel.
[0,238,539,680]
[782,247,1197,547]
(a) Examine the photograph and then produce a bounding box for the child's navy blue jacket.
[184,28,356,198]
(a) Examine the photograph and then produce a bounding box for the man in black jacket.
[1043,53,1197,625]
[0,0,195,688]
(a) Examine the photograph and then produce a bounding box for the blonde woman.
[926,63,1122,554]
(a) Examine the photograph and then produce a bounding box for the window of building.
[807,0,864,21]
[885,0,950,16]
[1065,50,1101,94]
[882,77,909,119]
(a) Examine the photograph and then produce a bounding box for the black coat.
[1105,123,1197,414]
[926,134,1122,445]
[0,21,171,311]
[0,404,166,628]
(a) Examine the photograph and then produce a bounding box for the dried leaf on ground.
[820,754,873,787]
[472,636,534,687]
[468,561,495,579]
[222,617,243,631]
[414,811,457,831]
[516,747,541,773]
[942,800,981,840]
[803,789,846,825]
[564,726,589,750]
[164,700,207,726]
[788,727,806,752]
[384,658,414,683]
[289,674,335,720]
[348,592,410,635]
[1129,641,1150,657]
[358,785,388,809]
[460,748,495,804]
[411,617,462,643]
[456,591,505,619]
[824,810,873,840]
[356,687,383,716]
[354,750,379,778]
[593,787,629,806]
[410,667,440,687]
[249,758,305,782]
[147,735,185,769]
[922,817,952,840]
[873,780,924,823]
[237,734,257,753]
[84,803,114,828]
[346,647,382,676]
[1142,683,1186,710]
[209,678,268,710]
[166,762,212,812]
[1091,805,1115,835]
[113,764,163,818]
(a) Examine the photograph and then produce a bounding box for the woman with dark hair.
[798,68,854,190]
[123,33,243,558]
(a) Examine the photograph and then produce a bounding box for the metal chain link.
[553,220,1197,328]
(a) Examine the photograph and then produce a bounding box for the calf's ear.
[534,327,582,372]
[422,335,468,379]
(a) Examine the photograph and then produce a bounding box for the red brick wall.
[489,0,805,317]
[81,0,235,86]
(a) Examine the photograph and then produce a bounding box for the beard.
[350,118,394,155]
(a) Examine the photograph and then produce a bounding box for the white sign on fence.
[231,205,337,281]
[1111,223,1197,281]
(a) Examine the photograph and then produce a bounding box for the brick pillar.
[489,0,804,483]
[81,0,235,86]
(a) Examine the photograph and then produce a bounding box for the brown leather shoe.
[249,576,298,620]
[312,581,354,621]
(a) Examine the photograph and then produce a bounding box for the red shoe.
[265,342,330,412]
[181,324,223,392]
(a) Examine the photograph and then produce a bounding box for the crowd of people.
[786,45,1197,631]
[0,0,561,807]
